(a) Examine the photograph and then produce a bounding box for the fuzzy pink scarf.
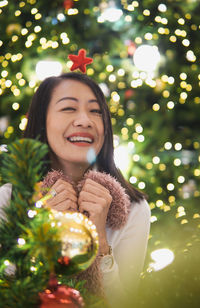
[42,169,131,295]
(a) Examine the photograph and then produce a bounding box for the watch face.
[100,255,114,272]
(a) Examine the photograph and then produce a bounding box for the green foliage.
[0,138,107,307]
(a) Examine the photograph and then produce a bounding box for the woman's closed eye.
[90,109,102,115]
[61,107,76,111]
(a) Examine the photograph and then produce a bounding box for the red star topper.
[68,49,93,73]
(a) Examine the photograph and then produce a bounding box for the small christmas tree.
[0,138,107,308]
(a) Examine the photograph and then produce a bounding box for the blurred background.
[0,0,200,307]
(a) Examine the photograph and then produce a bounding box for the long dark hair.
[24,72,145,202]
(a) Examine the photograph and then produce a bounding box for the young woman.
[0,72,150,307]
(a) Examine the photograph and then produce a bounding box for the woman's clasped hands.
[45,178,112,250]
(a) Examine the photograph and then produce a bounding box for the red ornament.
[39,276,84,308]
[125,89,135,99]
[58,256,70,266]
[68,49,93,73]
[63,0,74,10]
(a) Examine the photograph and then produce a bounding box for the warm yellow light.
[174,143,182,151]
[167,101,174,109]
[167,183,174,191]
[169,36,177,43]
[177,176,185,183]
[152,156,160,164]
[106,65,114,72]
[144,33,153,40]
[152,103,160,111]
[1,70,8,77]
[31,8,38,14]
[12,102,20,110]
[159,164,166,171]
[168,196,175,203]
[35,13,42,20]
[15,10,21,16]
[5,80,12,87]
[194,169,200,176]
[174,158,181,166]
[109,74,116,82]
[163,90,170,98]
[143,9,150,16]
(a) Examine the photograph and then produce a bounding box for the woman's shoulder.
[124,198,151,231]
[130,198,151,218]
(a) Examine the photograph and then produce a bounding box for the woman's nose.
[73,112,92,128]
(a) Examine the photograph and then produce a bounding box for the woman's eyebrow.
[56,97,98,104]
[56,97,78,104]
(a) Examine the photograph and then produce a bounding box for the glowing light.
[100,8,123,22]
[112,92,120,102]
[167,183,174,191]
[129,176,137,184]
[135,124,143,133]
[19,118,28,131]
[174,158,181,166]
[117,68,125,76]
[164,142,172,150]
[150,216,157,223]
[133,45,161,72]
[168,77,174,84]
[18,238,26,246]
[106,65,114,72]
[27,210,37,218]
[158,4,167,12]
[138,182,145,189]
[152,156,160,164]
[144,33,153,40]
[137,135,145,142]
[108,74,116,82]
[12,102,20,110]
[150,248,174,271]
[57,13,66,22]
[174,143,182,151]
[156,200,163,207]
[167,101,174,109]
[182,39,190,47]
[180,73,187,80]
[178,176,185,183]
[67,8,79,15]
[143,9,150,16]
[36,60,62,80]
[186,50,196,62]
[132,154,140,162]
[0,0,8,7]
[114,145,130,171]
[152,103,160,111]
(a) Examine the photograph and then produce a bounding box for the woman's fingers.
[53,200,77,212]
[51,179,77,197]
[44,179,78,211]
[78,190,107,207]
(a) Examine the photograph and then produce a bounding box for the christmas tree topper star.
[68,49,93,73]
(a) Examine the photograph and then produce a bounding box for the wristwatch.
[99,246,114,272]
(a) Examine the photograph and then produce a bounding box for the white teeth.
[68,136,93,143]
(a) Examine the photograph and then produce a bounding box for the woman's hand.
[78,178,112,254]
[45,179,77,212]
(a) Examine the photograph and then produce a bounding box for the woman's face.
[46,79,104,169]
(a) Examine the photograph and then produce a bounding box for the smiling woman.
[0,72,150,307]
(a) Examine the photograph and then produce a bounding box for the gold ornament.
[50,210,99,275]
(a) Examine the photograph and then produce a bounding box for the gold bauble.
[50,210,99,275]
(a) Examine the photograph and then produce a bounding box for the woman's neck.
[50,154,90,184]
